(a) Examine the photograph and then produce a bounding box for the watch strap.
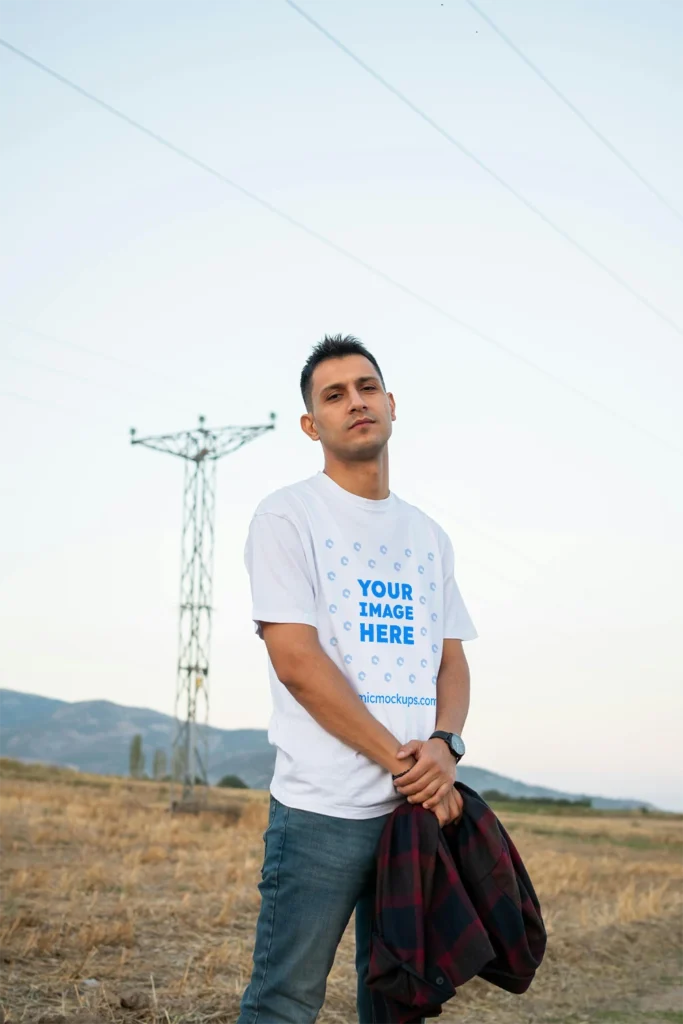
[430,730,464,763]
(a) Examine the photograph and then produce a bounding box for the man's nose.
[348,388,368,410]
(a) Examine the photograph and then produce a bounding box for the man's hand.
[430,787,463,828]
[393,738,456,809]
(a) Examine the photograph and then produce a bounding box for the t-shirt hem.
[252,610,317,636]
[270,778,402,820]
[445,629,478,641]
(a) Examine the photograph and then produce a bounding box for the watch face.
[450,733,466,757]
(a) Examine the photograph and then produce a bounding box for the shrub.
[217,774,248,789]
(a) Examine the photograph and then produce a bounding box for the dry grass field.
[1,759,681,1024]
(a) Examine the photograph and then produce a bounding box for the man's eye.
[327,394,340,401]
[363,385,376,391]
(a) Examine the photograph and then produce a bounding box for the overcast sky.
[1,0,682,810]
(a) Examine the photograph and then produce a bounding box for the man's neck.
[323,453,390,501]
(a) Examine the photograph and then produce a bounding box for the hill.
[0,688,651,808]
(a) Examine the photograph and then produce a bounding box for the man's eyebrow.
[319,381,344,396]
[319,375,379,396]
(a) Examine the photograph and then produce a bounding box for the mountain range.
[0,688,651,809]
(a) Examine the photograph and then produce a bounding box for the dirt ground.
[0,760,681,1024]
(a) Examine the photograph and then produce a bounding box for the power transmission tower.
[130,413,276,809]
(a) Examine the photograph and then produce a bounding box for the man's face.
[301,354,396,461]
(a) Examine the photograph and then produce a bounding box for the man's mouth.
[349,419,375,430]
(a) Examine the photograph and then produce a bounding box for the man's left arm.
[435,637,471,738]
[394,639,470,808]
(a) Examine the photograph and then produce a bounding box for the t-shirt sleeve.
[441,533,478,641]
[244,512,317,638]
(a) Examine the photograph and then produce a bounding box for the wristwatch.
[430,730,466,764]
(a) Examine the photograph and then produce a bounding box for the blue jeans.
[237,796,391,1023]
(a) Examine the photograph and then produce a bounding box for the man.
[238,335,478,1024]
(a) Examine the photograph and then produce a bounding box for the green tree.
[152,748,167,781]
[129,734,145,778]
[217,774,248,789]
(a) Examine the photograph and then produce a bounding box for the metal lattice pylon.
[131,413,275,807]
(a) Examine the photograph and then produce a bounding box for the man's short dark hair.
[300,334,385,410]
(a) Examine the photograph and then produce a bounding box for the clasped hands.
[393,738,463,828]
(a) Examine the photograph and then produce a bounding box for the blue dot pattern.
[320,530,448,700]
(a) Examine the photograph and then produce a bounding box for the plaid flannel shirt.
[367,782,547,1023]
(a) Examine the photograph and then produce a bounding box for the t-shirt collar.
[313,471,395,514]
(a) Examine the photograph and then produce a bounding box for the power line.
[408,492,543,570]
[464,0,683,225]
[1,37,681,459]
[3,351,95,387]
[0,320,235,402]
[1,350,188,411]
[284,0,683,338]
[445,550,524,590]
[0,389,75,413]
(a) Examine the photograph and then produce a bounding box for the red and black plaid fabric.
[367,782,547,1023]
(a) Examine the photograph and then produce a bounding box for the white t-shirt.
[244,471,478,819]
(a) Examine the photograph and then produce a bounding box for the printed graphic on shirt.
[357,577,415,646]
[322,538,441,692]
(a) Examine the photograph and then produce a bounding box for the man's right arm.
[262,621,414,777]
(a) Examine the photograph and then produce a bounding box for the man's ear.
[301,411,320,442]
[387,392,397,422]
